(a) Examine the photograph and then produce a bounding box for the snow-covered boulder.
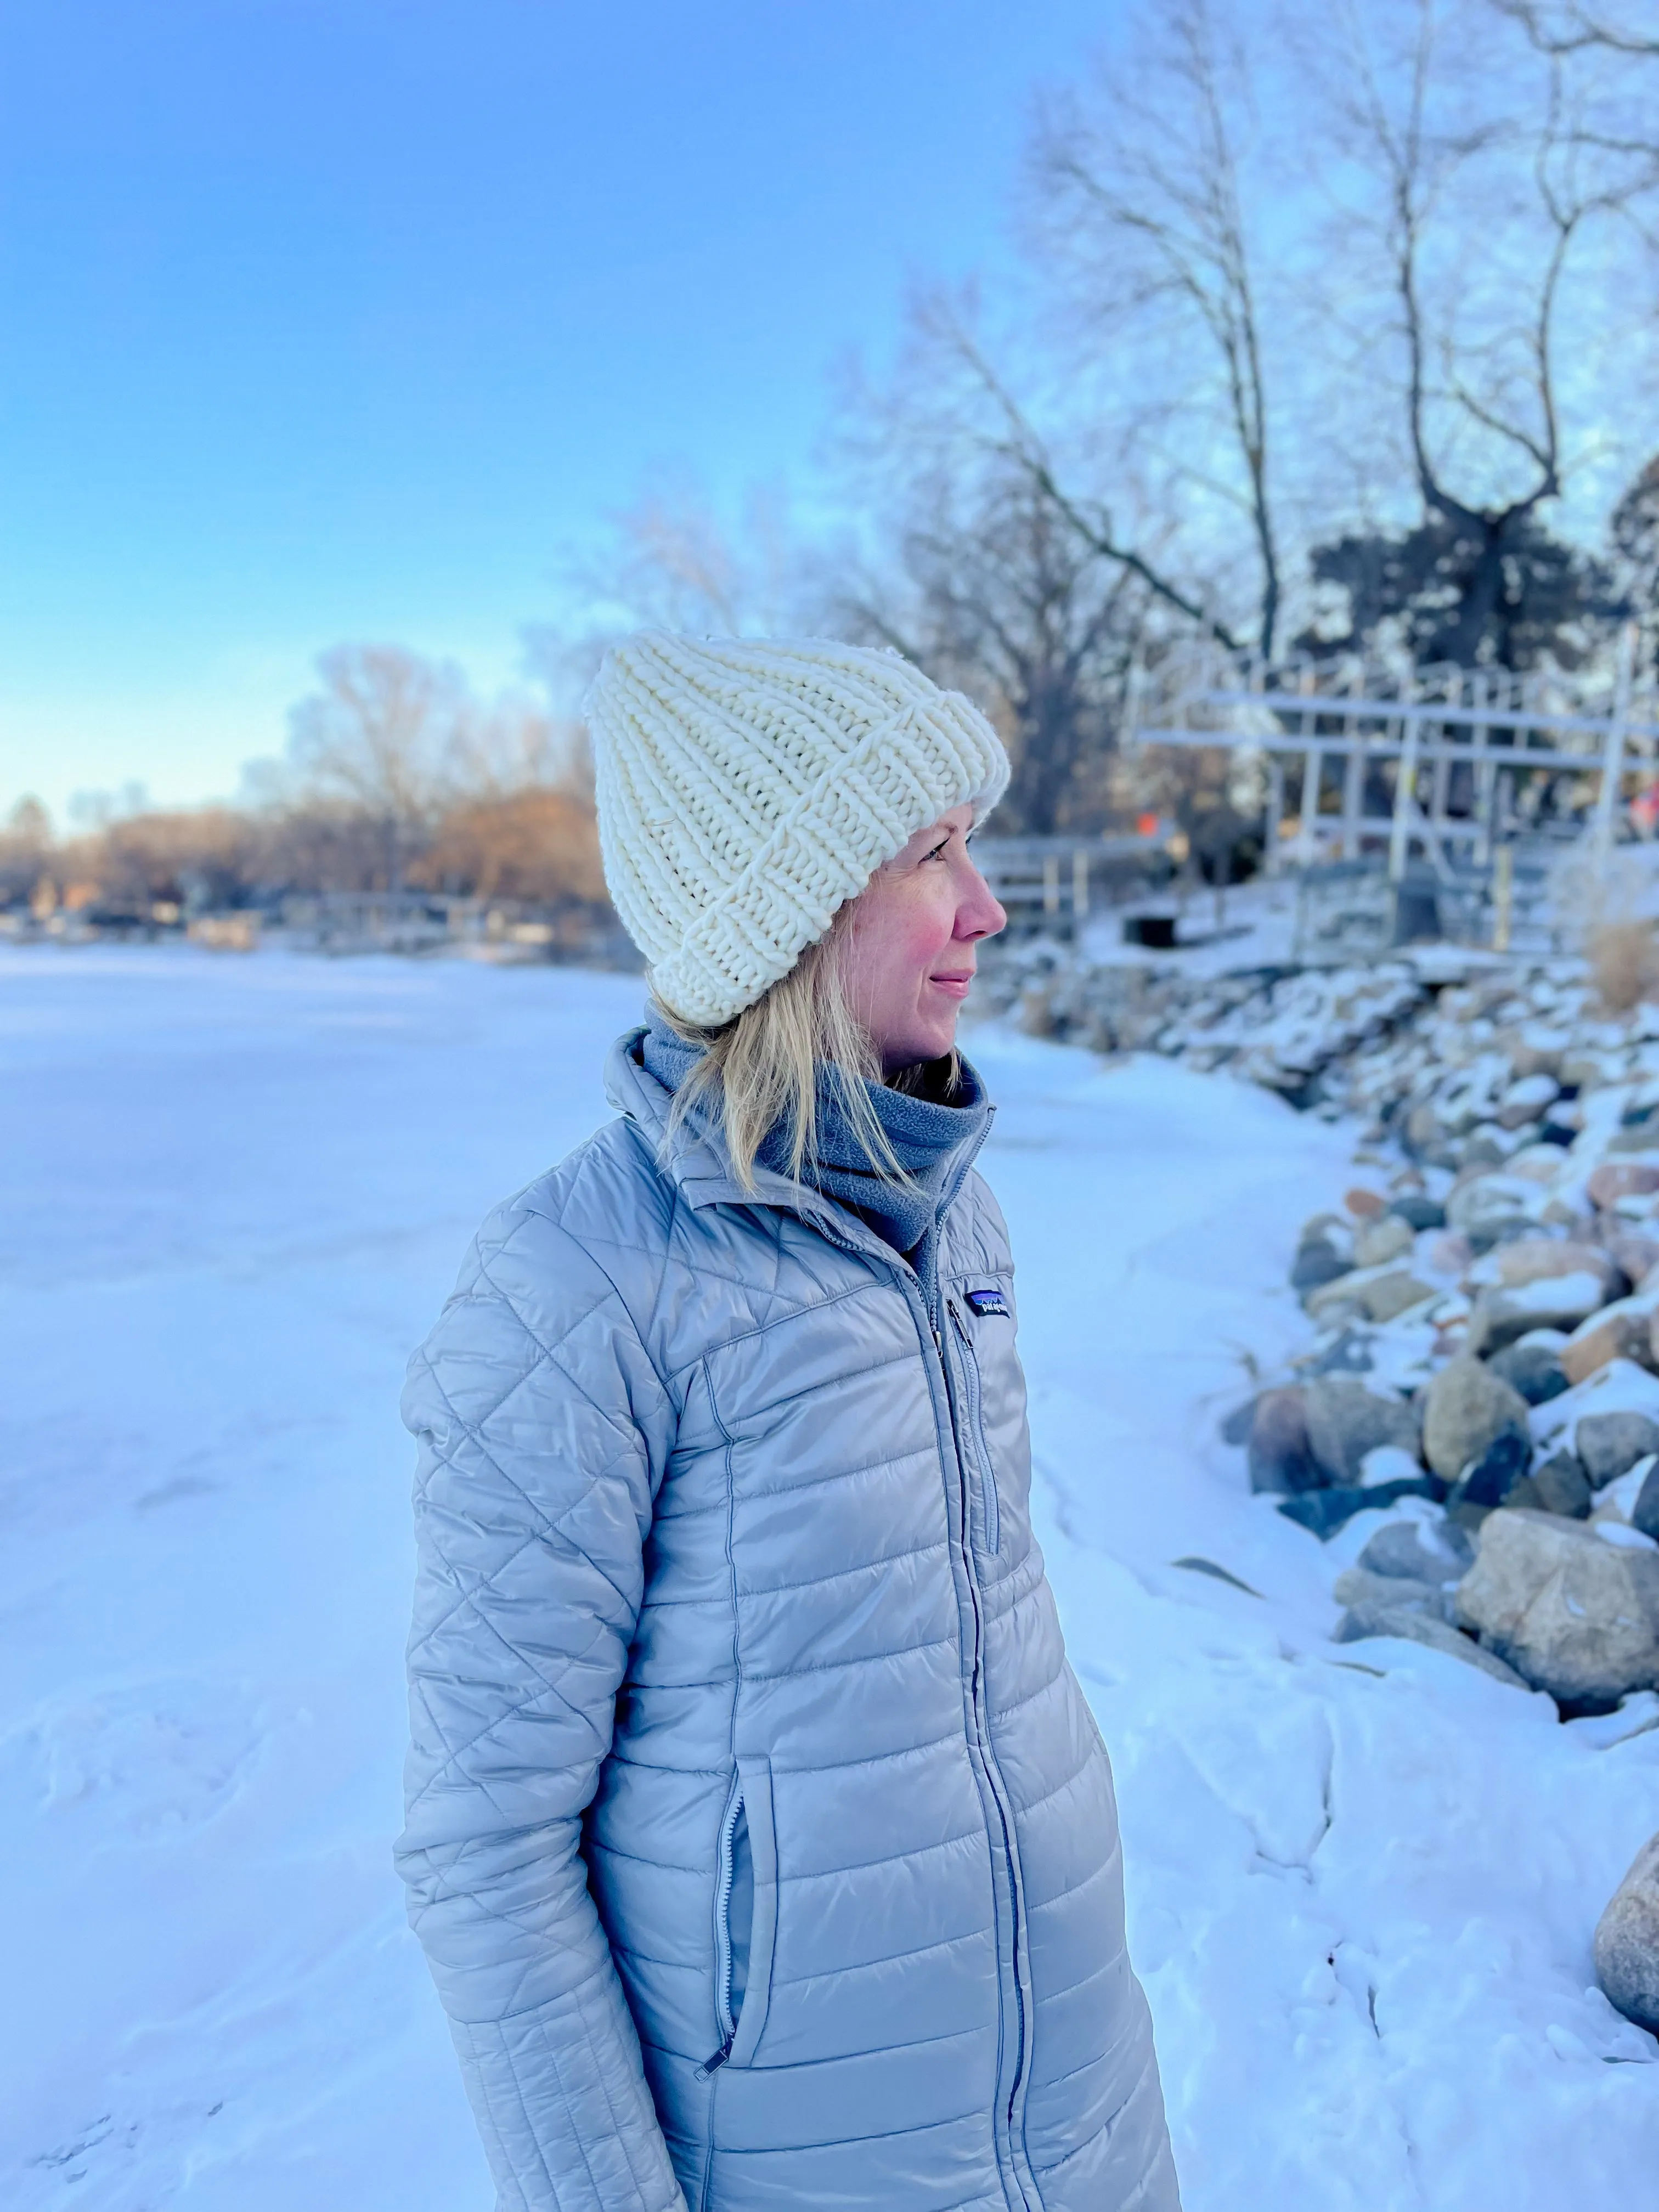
[1333,1564,1448,1622]
[1355,1519,1474,1584]
[1302,1375,1420,1486]
[1466,1271,1607,1357]
[1334,1602,1528,1686]
[1453,1508,1659,1704]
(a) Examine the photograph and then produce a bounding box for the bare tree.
[1299,0,1659,661]
[830,456,1148,831]
[836,278,1246,685]
[1026,0,1284,654]
[528,473,806,709]
[446,693,589,802]
[285,645,466,889]
[1494,1,1659,58]
[0,796,53,906]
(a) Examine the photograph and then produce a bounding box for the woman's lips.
[929,972,974,1001]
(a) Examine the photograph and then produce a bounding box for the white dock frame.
[1128,626,1655,887]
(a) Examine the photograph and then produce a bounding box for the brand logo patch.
[964,1287,1010,1318]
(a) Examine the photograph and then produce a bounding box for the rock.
[1303,1376,1420,1486]
[1345,1186,1386,1218]
[1220,1396,1257,1446]
[1389,1192,1446,1232]
[1299,1325,1375,1377]
[1486,1337,1570,1407]
[1576,1410,1659,1489]
[1305,1265,1435,1325]
[1333,1564,1448,1619]
[1594,1831,1659,2034]
[1591,1462,1656,1528]
[1499,1474,1545,1513]
[1422,1358,1532,1485]
[1531,1450,1594,1519]
[1291,1241,1351,1294]
[1453,1507,1659,1703]
[1248,1386,1321,1494]
[1497,1072,1560,1128]
[1302,1271,1363,1321]
[1335,1603,1530,1686]
[1561,1296,1659,1385]
[1359,1270,1438,1323]
[1608,1234,1659,1288]
[1406,1102,1447,1154]
[1465,1272,1609,1357]
[1509,1033,1565,1081]
[1561,1054,1613,1091]
[1278,1476,1443,1538]
[1635,1463,1659,1542]
[1291,1216,1352,1292]
[1589,1161,1659,1209]
[1489,1238,1619,1295]
[1353,1213,1415,1268]
[1462,1130,1513,1171]
[1445,1427,1534,1517]
[1358,1444,1428,1489]
[1427,1231,1474,1275]
[1447,1172,1539,1243]
[1357,1519,1475,1583]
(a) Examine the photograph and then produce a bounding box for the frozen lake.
[3,946,1656,2210]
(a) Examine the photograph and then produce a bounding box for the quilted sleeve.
[394,1199,687,2212]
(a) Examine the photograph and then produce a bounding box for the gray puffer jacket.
[396,1031,1179,2212]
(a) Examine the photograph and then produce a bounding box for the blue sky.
[0,0,1121,822]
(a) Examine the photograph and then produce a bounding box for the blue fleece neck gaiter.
[639,1018,990,1312]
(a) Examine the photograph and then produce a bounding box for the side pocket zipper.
[949,1300,1000,1555]
[696,1775,744,2079]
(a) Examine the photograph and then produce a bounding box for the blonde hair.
[654,906,955,1193]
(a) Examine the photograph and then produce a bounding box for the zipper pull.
[695,2035,735,2081]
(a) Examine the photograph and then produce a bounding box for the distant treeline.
[6,646,606,924]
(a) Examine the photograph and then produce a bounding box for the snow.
[1533,1357,1659,1456]
[4,945,1657,2210]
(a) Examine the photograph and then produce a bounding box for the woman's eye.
[924,838,950,863]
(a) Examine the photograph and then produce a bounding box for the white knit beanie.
[583,633,1010,1026]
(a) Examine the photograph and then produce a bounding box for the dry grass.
[1588,919,1659,1013]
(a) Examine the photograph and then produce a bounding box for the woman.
[396,634,1180,2212]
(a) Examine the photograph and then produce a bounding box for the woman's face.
[840,805,1007,1076]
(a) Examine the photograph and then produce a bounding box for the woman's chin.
[879,1017,958,1074]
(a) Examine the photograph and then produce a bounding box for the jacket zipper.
[947,1298,1000,1555]
[938,1301,1030,2203]
[697,1777,745,2079]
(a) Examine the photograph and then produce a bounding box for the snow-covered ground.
[3,946,1656,2210]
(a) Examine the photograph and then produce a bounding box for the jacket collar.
[603,1026,992,1263]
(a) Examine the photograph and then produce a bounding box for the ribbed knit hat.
[584,633,1010,1026]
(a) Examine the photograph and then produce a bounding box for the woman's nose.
[958,860,1007,941]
